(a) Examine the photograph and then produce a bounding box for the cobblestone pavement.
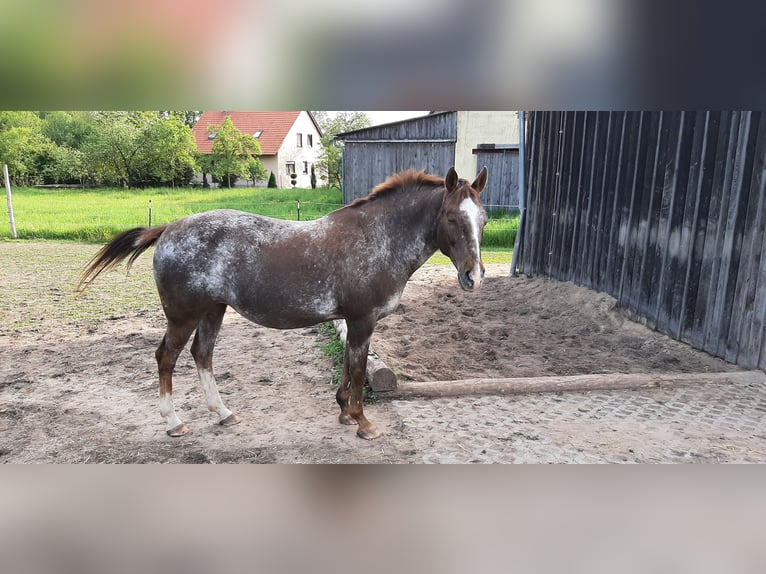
[384,378,766,463]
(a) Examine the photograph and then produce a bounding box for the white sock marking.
[198,368,233,422]
[159,393,184,431]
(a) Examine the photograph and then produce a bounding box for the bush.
[267,171,277,188]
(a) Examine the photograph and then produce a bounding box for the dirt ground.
[373,264,739,381]
[1,244,764,463]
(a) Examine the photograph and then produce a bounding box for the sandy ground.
[373,264,739,381]
[2,248,765,463]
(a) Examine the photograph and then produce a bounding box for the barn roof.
[335,111,451,139]
[192,111,322,155]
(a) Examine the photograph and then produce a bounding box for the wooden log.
[393,370,765,399]
[332,320,398,392]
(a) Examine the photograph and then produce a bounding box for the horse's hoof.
[339,414,358,426]
[167,423,191,437]
[219,413,241,426]
[357,425,382,440]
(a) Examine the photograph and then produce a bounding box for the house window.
[207,130,218,140]
[297,133,303,147]
[253,130,263,138]
[307,134,313,147]
[303,161,309,174]
[286,162,296,175]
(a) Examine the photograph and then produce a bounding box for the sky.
[361,111,429,126]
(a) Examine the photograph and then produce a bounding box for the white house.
[192,111,324,187]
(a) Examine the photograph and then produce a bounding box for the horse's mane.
[349,169,444,208]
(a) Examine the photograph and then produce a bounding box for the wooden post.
[332,319,398,391]
[4,164,17,239]
[148,199,153,226]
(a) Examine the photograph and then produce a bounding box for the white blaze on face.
[459,197,483,285]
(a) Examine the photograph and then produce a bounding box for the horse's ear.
[445,167,459,192]
[472,166,488,194]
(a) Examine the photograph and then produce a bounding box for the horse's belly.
[229,286,340,329]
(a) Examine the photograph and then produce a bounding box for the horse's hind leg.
[190,304,240,427]
[156,319,197,436]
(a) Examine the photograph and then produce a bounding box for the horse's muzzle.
[458,267,484,291]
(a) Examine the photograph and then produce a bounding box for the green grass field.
[2,186,518,248]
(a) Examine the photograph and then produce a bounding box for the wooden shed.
[336,111,520,210]
[518,111,766,371]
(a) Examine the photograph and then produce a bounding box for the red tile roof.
[192,111,312,155]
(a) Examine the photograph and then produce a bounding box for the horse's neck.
[365,188,444,271]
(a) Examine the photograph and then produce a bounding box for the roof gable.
[192,111,319,155]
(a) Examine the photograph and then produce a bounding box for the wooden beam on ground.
[332,320,398,392]
[392,370,766,398]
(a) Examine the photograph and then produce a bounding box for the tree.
[208,116,264,188]
[139,116,198,187]
[41,111,96,150]
[247,156,267,187]
[0,111,42,132]
[313,111,370,189]
[267,171,277,188]
[41,145,87,185]
[82,112,141,187]
[0,126,56,186]
[161,111,202,128]
[82,111,198,187]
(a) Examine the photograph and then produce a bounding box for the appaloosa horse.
[78,166,488,439]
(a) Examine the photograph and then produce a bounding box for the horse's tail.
[76,225,168,292]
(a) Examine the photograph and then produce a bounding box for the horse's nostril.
[463,270,474,287]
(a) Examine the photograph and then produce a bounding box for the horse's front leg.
[335,318,380,440]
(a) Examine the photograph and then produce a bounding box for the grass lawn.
[2,185,518,249]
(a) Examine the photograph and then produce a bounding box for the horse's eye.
[447,218,457,224]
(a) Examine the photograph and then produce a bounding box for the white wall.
[454,111,520,179]
[276,111,324,188]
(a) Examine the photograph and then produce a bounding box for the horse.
[78,166,488,440]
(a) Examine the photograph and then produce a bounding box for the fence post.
[148,199,153,227]
[4,164,17,239]
[297,200,301,221]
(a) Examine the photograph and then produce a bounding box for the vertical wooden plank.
[735,112,766,367]
[583,112,608,288]
[607,112,641,299]
[593,112,623,291]
[546,113,566,278]
[556,112,581,279]
[702,111,742,354]
[535,112,556,273]
[723,112,760,362]
[656,112,695,335]
[692,112,734,349]
[524,111,543,274]
[540,112,561,275]
[524,111,542,273]
[643,111,678,329]
[568,112,594,283]
[629,112,664,320]
[618,111,648,310]
[678,112,717,342]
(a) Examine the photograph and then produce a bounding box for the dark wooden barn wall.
[474,148,520,209]
[339,113,457,204]
[341,142,456,205]
[519,111,766,370]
